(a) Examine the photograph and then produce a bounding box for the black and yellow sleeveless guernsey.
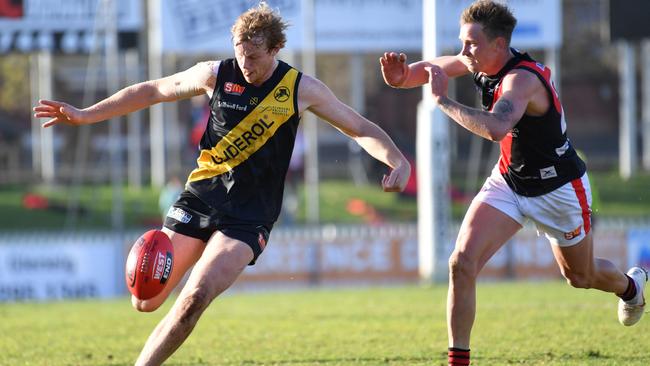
[186,58,302,222]
[474,48,586,197]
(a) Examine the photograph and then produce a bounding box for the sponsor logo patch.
[167,207,192,223]
[257,225,269,251]
[274,86,290,102]
[510,128,519,138]
[208,117,275,165]
[217,100,247,112]
[260,105,291,116]
[564,225,582,240]
[224,82,245,95]
[258,232,267,250]
[540,166,558,180]
[555,140,569,156]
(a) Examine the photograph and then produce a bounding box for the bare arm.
[34,61,218,127]
[427,65,538,141]
[380,52,469,89]
[298,75,411,192]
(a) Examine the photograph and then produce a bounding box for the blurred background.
[0,0,649,301]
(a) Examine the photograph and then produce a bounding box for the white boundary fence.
[1,219,649,302]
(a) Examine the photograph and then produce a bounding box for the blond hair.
[231,2,288,50]
[461,0,517,45]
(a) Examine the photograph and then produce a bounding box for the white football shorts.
[474,166,592,247]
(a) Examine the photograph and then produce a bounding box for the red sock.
[448,347,470,366]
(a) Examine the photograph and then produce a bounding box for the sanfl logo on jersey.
[224,82,245,95]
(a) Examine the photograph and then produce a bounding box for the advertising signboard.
[160,0,560,53]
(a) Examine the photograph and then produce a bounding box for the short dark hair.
[461,0,517,45]
[231,2,288,50]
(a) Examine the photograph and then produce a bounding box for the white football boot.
[617,266,648,326]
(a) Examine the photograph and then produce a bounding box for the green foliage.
[293,180,419,224]
[589,171,650,217]
[0,184,163,230]
[0,54,31,113]
[1,283,649,365]
[1,172,649,230]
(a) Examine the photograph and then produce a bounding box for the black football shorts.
[163,190,272,265]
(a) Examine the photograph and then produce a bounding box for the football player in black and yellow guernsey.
[33,2,410,365]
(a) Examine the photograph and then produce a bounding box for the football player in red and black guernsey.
[33,3,410,365]
[380,0,646,365]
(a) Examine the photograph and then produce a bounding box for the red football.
[125,230,174,300]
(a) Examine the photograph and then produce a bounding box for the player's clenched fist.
[381,161,411,193]
[425,65,449,103]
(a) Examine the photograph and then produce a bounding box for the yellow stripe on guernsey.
[187,68,298,182]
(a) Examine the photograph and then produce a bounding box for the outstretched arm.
[298,75,410,192]
[33,61,218,128]
[380,52,469,89]
[426,65,536,141]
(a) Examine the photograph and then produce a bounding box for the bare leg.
[447,201,521,349]
[551,231,628,293]
[135,232,254,366]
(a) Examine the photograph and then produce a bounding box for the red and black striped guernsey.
[473,48,585,197]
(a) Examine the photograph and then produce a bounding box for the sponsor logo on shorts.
[167,207,192,223]
[540,166,558,180]
[224,82,245,95]
[258,232,267,250]
[257,225,269,251]
[564,225,582,240]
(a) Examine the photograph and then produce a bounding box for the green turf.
[1,282,649,365]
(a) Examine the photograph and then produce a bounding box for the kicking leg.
[132,228,205,312]
[135,231,254,366]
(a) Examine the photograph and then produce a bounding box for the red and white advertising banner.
[235,224,634,289]
[0,223,645,301]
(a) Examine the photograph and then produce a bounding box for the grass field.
[2,282,649,365]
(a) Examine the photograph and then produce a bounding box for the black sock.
[618,274,637,302]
